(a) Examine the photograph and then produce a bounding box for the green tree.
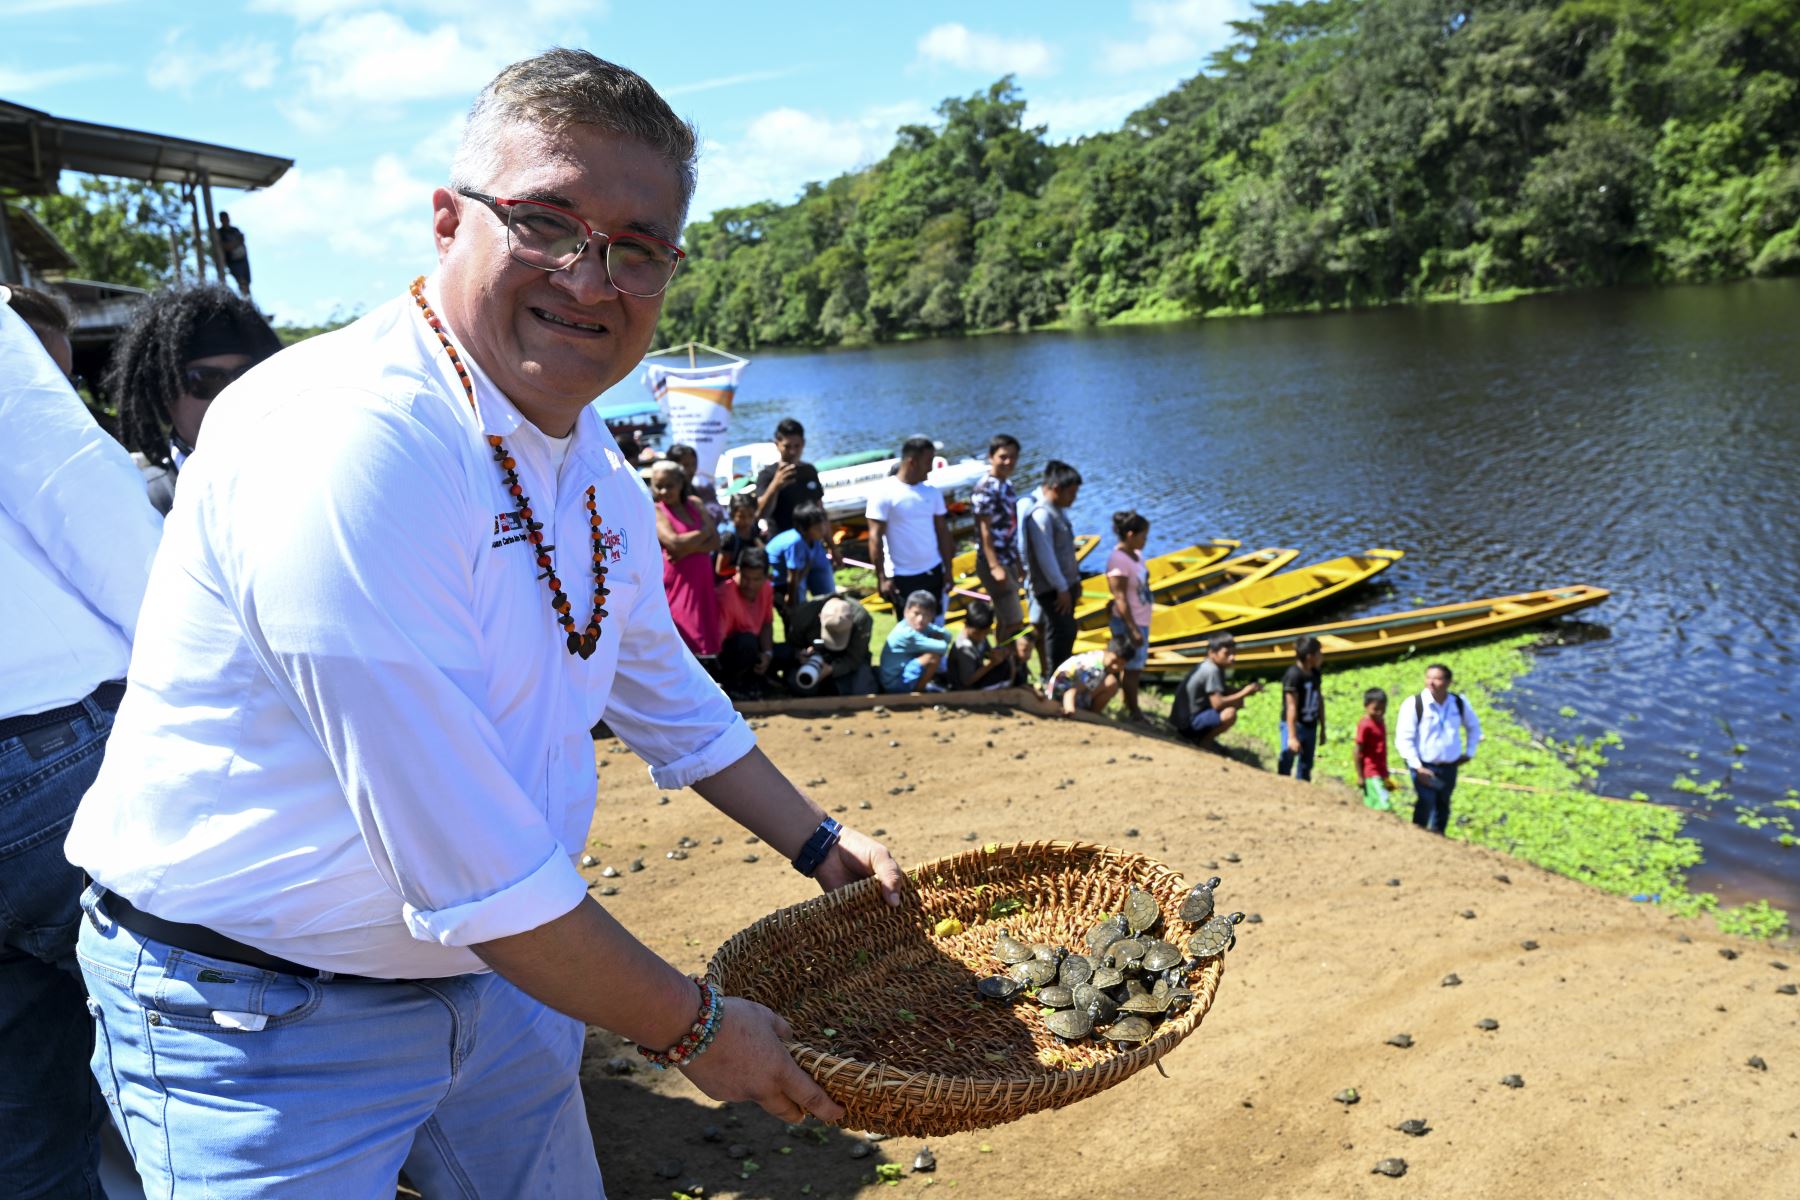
[23,176,200,289]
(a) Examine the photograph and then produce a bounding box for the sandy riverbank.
[570,700,1797,1199]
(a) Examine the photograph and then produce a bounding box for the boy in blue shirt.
[879,590,951,692]
[766,500,836,614]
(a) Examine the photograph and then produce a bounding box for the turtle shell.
[1045,1005,1095,1040]
[1109,937,1146,964]
[977,975,1020,1000]
[1008,958,1058,987]
[994,932,1035,965]
[1036,984,1074,1009]
[1058,953,1095,989]
[1085,913,1129,954]
[1123,886,1161,935]
[1090,964,1125,989]
[1071,983,1120,1025]
[1140,939,1183,972]
[1178,875,1223,924]
[1031,943,1064,964]
[1186,911,1244,958]
[1101,1015,1155,1044]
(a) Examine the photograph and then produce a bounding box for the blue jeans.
[0,692,116,1199]
[77,888,601,1197]
[1411,762,1460,833]
[1277,720,1318,782]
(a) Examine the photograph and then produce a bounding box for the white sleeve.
[930,485,946,517]
[210,389,586,948]
[0,305,162,640]
[601,494,757,789]
[1395,695,1422,771]
[1462,699,1483,761]
[864,480,891,522]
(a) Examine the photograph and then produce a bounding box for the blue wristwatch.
[791,817,843,877]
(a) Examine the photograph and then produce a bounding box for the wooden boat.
[1074,539,1240,608]
[1136,584,1611,676]
[1074,547,1297,632]
[861,534,1102,618]
[1076,549,1405,649]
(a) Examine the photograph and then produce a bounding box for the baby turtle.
[1118,988,1170,1015]
[1036,985,1074,1009]
[1032,943,1065,965]
[1059,954,1095,988]
[1086,913,1130,955]
[1090,963,1125,989]
[1178,875,1223,924]
[1386,1033,1414,1049]
[1071,983,1120,1025]
[1109,937,1147,965]
[1141,939,1183,973]
[977,975,1021,1000]
[1124,886,1161,935]
[1371,1158,1408,1178]
[1046,1002,1099,1040]
[1008,958,1058,987]
[1395,1119,1430,1137]
[1500,1074,1525,1088]
[1101,1015,1154,1043]
[1186,912,1245,958]
[1475,1018,1499,1031]
[995,932,1034,964]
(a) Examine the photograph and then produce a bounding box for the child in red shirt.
[715,547,775,697]
[1355,686,1395,811]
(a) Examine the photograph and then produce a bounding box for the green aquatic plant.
[1213,632,1790,940]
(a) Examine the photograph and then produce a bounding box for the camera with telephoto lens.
[793,640,830,691]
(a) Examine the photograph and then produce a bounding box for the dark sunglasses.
[182,362,258,402]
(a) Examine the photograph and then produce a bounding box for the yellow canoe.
[862,533,1102,617]
[1073,539,1241,608]
[1074,547,1297,632]
[1138,584,1611,676]
[1077,548,1405,649]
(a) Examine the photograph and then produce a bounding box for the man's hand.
[755,652,772,676]
[990,562,1008,584]
[878,577,899,602]
[1416,765,1437,782]
[1287,733,1301,754]
[814,826,904,906]
[681,997,845,1124]
[768,462,798,491]
[987,642,1010,662]
[1054,589,1073,615]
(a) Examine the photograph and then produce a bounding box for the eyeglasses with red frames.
[456,188,686,298]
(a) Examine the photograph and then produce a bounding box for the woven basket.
[707,840,1229,1136]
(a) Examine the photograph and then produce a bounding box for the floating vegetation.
[1226,633,1790,939]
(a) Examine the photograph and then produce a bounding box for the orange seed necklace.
[411,277,607,659]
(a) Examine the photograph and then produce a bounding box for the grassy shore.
[1168,633,1791,940]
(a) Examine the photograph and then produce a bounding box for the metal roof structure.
[2,202,76,273]
[0,98,292,195]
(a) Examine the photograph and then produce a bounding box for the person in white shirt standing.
[1,288,163,1198]
[65,49,901,1198]
[1393,662,1484,834]
[866,434,954,610]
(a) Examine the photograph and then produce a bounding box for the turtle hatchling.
[1036,985,1074,1009]
[995,931,1035,964]
[1179,875,1223,924]
[1124,886,1161,934]
[1058,953,1095,988]
[1101,1015,1154,1043]
[1141,940,1183,972]
[1371,1158,1408,1178]
[977,975,1020,1000]
[1396,1119,1430,1137]
[1046,1002,1100,1040]
[1186,911,1245,958]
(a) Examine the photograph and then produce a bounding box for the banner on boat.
[643,361,745,485]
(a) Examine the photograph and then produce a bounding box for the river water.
[636,280,1800,913]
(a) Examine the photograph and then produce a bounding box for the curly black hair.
[105,283,280,465]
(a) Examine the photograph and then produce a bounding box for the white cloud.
[0,62,115,92]
[688,101,930,220]
[288,13,529,109]
[232,152,437,264]
[146,29,278,94]
[1027,87,1165,141]
[663,67,803,98]
[915,23,1056,78]
[0,0,123,14]
[1099,0,1250,73]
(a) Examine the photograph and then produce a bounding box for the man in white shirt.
[866,434,954,609]
[66,50,900,1197]
[1393,662,1483,834]
[0,291,163,1197]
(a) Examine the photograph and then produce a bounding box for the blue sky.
[1,0,1251,325]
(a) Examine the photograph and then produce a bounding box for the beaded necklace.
[410,277,607,659]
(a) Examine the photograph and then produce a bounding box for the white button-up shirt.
[1394,689,1483,771]
[66,282,754,978]
[1,305,161,720]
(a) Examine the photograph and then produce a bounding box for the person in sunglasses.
[66,48,901,1197]
[105,282,281,514]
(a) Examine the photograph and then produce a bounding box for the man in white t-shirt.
[866,434,954,609]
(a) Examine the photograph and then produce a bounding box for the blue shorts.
[1189,707,1224,734]
[1110,618,1149,671]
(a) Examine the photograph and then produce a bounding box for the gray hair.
[450,48,699,218]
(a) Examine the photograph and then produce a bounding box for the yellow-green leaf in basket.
[934,916,964,937]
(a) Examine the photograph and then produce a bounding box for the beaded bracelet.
[638,978,724,1070]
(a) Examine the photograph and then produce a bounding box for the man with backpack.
[1394,663,1483,833]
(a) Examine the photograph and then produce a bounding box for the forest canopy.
[660,0,1800,348]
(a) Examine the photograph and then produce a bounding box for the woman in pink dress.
[651,460,721,657]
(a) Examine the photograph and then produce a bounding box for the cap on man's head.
[820,596,856,651]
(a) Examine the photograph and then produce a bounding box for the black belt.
[0,680,126,742]
[1423,761,1460,769]
[98,890,363,981]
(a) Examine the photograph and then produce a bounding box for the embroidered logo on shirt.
[598,526,630,564]
[492,510,529,549]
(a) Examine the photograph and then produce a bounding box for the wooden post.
[169,228,184,282]
[198,169,231,284]
[687,342,696,368]
[185,183,209,281]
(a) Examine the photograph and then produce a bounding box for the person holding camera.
[785,593,875,696]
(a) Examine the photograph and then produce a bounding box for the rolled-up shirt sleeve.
[602,495,756,789]
[208,389,587,948]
